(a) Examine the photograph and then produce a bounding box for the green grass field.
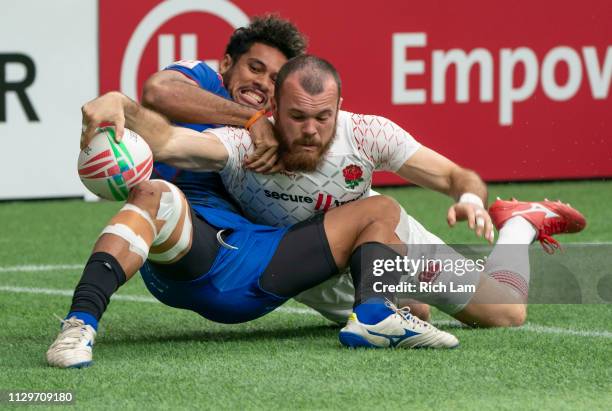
[1,181,611,410]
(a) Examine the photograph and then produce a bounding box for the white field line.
[512,324,612,339]
[430,319,612,338]
[1,285,611,339]
[0,285,317,314]
[0,264,82,273]
[2,244,612,273]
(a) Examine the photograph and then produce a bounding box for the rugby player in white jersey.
[48,93,470,369]
[135,55,586,328]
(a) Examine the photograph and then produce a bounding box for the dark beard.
[277,121,337,172]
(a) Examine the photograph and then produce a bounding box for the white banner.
[0,0,98,200]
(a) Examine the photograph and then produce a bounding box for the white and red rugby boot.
[489,198,587,253]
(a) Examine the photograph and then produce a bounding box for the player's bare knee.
[503,305,527,327]
[363,196,400,226]
[487,305,527,327]
[375,196,400,223]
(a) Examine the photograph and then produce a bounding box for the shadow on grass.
[103,324,340,345]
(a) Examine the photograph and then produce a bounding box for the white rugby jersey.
[209,110,421,227]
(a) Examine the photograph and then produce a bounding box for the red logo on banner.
[100,0,248,100]
[100,0,612,183]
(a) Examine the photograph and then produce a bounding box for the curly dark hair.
[225,15,308,62]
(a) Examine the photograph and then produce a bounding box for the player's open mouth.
[238,89,266,107]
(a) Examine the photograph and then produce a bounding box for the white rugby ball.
[78,127,153,201]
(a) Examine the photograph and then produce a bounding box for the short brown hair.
[274,55,342,102]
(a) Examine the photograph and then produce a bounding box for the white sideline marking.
[514,324,612,339]
[429,319,612,339]
[2,243,612,273]
[1,243,611,273]
[0,286,318,315]
[1,285,610,339]
[0,264,82,273]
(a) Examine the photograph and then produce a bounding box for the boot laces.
[384,299,429,329]
[52,314,91,345]
[539,217,565,254]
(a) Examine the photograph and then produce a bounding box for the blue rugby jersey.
[151,60,240,213]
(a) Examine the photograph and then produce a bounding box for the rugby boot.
[489,198,586,254]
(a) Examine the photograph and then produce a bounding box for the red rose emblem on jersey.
[342,164,364,189]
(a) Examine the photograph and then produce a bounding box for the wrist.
[122,95,137,124]
[459,192,484,208]
[244,109,266,131]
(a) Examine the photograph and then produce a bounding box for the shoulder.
[206,126,253,151]
[336,110,388,146]
[165,60,209,78]
[165,60,228,95]
[331,110,376,157]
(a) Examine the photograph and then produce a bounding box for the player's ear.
[338,97,343,110]
[219,54,233,75]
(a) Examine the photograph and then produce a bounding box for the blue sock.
[354,298,394,325]
[66,311,98,331]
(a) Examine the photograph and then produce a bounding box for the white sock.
[497,216,537,245]
[486,217,536,298]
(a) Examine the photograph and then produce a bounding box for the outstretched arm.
[142,69,279,173]
[397,147,487,203]
[80,91,229,171]
[397,147,493,243]
[353,113,492,242]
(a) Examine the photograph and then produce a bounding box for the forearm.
[81,91,228,171]
[448,168,488,206]
[397,146,488,206]
[142,78,257,126]
[120,93,174,157]
[128,93,229,170]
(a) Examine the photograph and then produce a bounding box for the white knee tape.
[101,224,149,262]
[120,203,157,237]
[151,181,183,246]
[148,210,192,263]
[144,180,193,263]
